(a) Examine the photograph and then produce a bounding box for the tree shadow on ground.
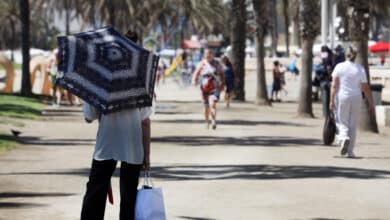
[41,108,83,119]
[291,218,342,220]
[3,164,390,181]
[0,104,41,117]
[148,164,390,181]
[43,109,82,114]
[154,119,309,127]
[0,192,75,199]
[155,111,192,115]
[0,134,15,142]
[178,216,216,220]
[152,136,321,147]
[18,136,95,146]
[0,202,46,209]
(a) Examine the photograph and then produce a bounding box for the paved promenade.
[0,72,390,220]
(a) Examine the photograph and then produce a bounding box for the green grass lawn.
[0,94,45,151]
[0,93,45,119]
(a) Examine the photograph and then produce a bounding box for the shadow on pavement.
[178,216,217,220]
[0,134,14,141]
[0,202,46,209]
[19,136,95,146]
[43,109,82,114]
[148,164,390,181]
[0,104,42,116]
[154,119,309,127]
[155,111,193,115]
[152,136,321,147]
[3,164,390,181]
[0,192,75,199]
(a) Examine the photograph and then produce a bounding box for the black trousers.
[81,159,141,220]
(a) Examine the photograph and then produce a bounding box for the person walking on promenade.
[318,45,335,116]
[192,49,225,129]
[288,53,300,79]
[47,50,62,107]
[80,31,152,220]
[329,46,375,158]
[271,60,282,102]
[221,55,236,108]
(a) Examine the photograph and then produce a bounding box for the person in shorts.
[221,55,236,108]
[192,49,225,129]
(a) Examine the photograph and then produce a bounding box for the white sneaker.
[211,119,217,130]
[340,139,350,156]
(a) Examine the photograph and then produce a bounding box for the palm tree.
[369,0,390,41]
[230,0,247,101]
[174,0,226,36]
[283,0,290,56]
[19,0,31,96]
[253,0,271,105]
[269,0,278,57]
[297,0,320,117]
[0,0,20,61]
[347,0,379,132]
[291,0,301,48]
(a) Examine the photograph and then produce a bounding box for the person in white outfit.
[329,46,375,158]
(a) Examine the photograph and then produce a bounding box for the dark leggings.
[81,159,141,220]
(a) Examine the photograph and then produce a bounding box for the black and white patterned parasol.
[56,26,159,114]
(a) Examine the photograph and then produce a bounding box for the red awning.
[369,41,390,53]
[182,40,202,49]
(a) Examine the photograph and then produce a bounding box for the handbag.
[135,171,166,220]
[323,111,336,145]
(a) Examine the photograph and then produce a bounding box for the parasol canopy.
[56,26,159,114]
[369,41,390,53]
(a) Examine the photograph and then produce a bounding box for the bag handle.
[142,171,154,189]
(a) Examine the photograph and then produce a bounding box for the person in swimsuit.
[192,49,225,129]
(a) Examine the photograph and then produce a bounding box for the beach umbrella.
[368,41,390,53]
[56,26,159,114]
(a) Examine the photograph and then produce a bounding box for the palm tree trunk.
[283,0,290,56]
[19,0,31,96]
[270,0,278,57]
[64,0,70,35]
[90,0,97,28]
[292,1,301,48]
[297,0,319,117]
[297,38,314,117]
[231,0,246,101]
[10,18,15,62]
[254,31,270,105]
[347,0,379,133]
[108,1,116,27]
[354,40,378,132]
[253,0,270,105]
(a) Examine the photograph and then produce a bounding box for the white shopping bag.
[135,172,166,220]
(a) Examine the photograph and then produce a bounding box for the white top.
[83,103,152,164]
[199,60,220,77]
[332,60,368,97]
